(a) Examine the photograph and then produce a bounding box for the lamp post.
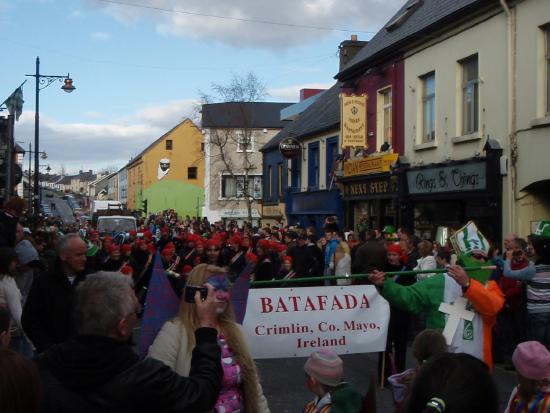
[26,56,75,215]
[24,144,47,213]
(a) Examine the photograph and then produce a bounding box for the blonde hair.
[177,263,261,411]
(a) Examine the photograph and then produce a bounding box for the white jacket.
[414,255,437,281]
[0,275,23,331]
[149,319,270,413]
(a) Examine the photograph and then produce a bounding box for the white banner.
[242,285,390,359]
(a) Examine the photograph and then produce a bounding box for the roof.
[126,118,197,168]
[261,83,341,152]
[201,102,293,129]
[58,176,72,185]
[73,171,97,182]
[336,0,492,80]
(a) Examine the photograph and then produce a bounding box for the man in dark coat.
[35,272,222,413]
[22,233,88,353]
[351,230,387,279]
[293,234,324,280]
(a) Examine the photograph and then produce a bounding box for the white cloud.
[70,9,83,18]
[13,97,201,174]
[268,82,333,101]
[90,0,404,49]
[91,31,111,41]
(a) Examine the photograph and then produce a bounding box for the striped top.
[504,262,550,313]
[506,387,550,413]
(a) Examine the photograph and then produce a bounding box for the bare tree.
[200,73,266,222]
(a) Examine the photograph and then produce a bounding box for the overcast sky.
[0,0,402,174]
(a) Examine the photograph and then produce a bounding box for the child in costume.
[302,349,362,413]
[369,222,504,371]
[505,341,550,413]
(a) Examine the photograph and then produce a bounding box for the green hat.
[450,221,490,257]
[382,225,396,234]
[533,221,550,239]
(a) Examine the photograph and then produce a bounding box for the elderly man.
[35,272,222,412]
[22,233,88,353]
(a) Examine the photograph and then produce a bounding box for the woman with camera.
[148,263,270,413]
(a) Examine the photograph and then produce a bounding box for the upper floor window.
[237,133,254,152]
[166,140,173,150]
[421,72,436,143]
[326,137,338,188]
[187,167,197,180]
[221,175,262,199]
[308,142,320,190]
[461,55,479,134]
[268,166,273,198]
[277,162,283,197]
[377,87,392,150]
[291,156,301,191]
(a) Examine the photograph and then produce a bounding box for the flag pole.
[250,266,496,287]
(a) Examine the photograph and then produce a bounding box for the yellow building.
[126,119,204,217]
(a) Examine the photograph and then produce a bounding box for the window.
[546,26,550,115]
[187,167,197,180]
[421,73,436,142]
[201,142,205,152]
[277,163,283,197]
[308,142,320,190]
[166,140,173,150]
[326,137,338,188]
[461,55,479,134]
[237,133,254,152]
[221,175,262,199]
[291,156,301,191]
[268,166,273,198]
[377,87,392,150]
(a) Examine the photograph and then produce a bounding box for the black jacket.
[22,259,87,353]
[351,240,387,275]
[35,329,222,413]
[293,244,324,279]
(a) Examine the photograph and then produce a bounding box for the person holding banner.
[149,264,270,413]
[369,222,504,371]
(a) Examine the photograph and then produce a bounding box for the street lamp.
[26,56,75,215]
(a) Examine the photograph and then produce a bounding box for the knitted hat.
[512,341,550,381]
[450,221,490,257]
[304,349,343,387]
[387,244,402,254]
[533,221,550,239]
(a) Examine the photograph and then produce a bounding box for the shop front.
[402,157,503,244]
[261,203,286,227]
[339,153,402,233]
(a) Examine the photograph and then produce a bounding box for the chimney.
[299,89,325,101]
[339,35,368,71]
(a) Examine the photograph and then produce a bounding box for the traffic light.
[142,199,148,214]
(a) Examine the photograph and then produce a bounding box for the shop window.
[377,87,392,150]
[187,167,197,180]
[308,142,320,190]
[461,55,479,135]
[546,26,550,115]
[421,72,436,143]
[166,139,173,150]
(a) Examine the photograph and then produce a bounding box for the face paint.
[457,253,491,284]
[207,274,230,292]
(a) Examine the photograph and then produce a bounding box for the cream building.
[403,0,550,240]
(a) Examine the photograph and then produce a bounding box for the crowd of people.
[0,195,550,412]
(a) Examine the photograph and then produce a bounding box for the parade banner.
[340,94,368,148]
[242,285,390,359]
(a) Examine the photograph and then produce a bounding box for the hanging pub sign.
[340,94,367,148]
[279,137,302,159]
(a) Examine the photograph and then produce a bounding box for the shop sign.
[263,205,283,217]
[221,209,261,218]
[407,162,486,194]
[343,153,399,177]
[340,94,367,148]
[343,177,397,197]
[279,137,302,159]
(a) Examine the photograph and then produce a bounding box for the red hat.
[229,236,242,247]
[143,231,152,240]
[257,239,269,250]
[103,236,113,242]
[109,244,120,253]
[387,244,402,254]
[245,252,258,264]
[120,264,133,276]
[182,265,193,274]
[121,244,132,254]
[277,244,288,253]
[205,239,220,249]
[283,256,292,264]
[129,230,137,236]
